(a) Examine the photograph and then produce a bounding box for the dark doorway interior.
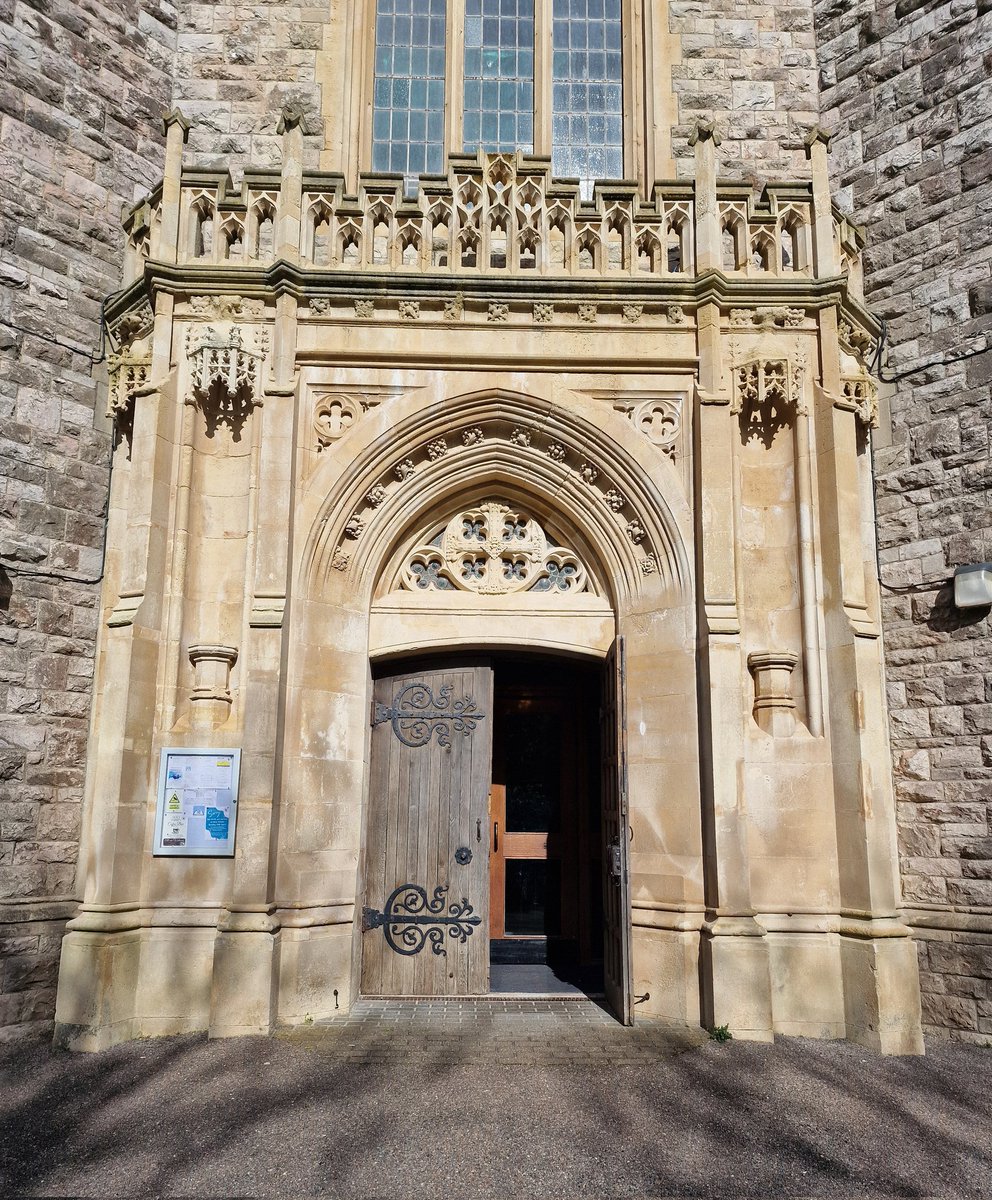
[488,657,604,996]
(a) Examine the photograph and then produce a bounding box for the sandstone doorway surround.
[52,115,924,1054]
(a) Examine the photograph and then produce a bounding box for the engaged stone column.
[691,118,775,1043]
[159,109,190,265]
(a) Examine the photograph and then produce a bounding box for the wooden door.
[601,637,633,1024]
[361,661,493,997]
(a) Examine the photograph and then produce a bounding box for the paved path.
[2,1003,991,1198]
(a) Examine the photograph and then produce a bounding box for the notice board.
[153,748,241,856]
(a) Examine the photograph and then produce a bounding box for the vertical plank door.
[601,636,633,1024]
[361,661,493,997]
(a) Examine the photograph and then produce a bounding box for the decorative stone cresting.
[399,501,588,596]
[747,651,799,737]
[106,348,150,419]
[841,376,879,430]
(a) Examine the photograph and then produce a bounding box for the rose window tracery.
[399,502,588,597]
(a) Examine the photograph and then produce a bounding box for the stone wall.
[815,0,992,1042]
[171,1,823,183]
[669,0,821,180]
[173,0,329,173]
[0,0,176,1040]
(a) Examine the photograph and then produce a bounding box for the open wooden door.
[601,636,633,1024]
[361,660,493,997]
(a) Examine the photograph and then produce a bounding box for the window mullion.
[447,0,465,166]
[534,0,553,158]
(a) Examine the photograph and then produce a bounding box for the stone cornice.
[112,257,879,333]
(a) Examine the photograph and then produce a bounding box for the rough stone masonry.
[1,0,990,1042]
[815,0,992,1043]
[0,0,176,1040]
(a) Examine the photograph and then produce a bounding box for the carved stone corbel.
[106,347,151,420]
[185,324,268,435]
[748,651,799,736]
[189,643,238,727]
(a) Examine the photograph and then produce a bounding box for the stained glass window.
[463,0,535,154]
[551,0,623,187]
[372,0,447,178]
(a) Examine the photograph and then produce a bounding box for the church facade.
[2,1,988,1050]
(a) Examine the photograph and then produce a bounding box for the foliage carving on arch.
[394,501,589,597]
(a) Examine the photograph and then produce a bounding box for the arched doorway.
[360,491,633,1019]
[289,386,697,1029]
[360,650,627,1009]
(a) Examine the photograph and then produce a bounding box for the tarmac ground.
[1,999,990,1198]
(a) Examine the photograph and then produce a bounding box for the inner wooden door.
[488,664,602,977]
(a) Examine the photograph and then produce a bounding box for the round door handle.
[454,846,473,865]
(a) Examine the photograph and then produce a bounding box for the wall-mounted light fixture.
[954,564,992,609]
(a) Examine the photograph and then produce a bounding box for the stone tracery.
[397,502,588,597]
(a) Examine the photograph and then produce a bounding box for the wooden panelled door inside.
[361,645,633,1023]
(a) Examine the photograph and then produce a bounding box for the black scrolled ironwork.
[373,681,485,748]
[363,883,481,957]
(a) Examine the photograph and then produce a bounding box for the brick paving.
[277,998,707,1064]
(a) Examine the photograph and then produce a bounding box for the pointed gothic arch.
[300,387,693,615]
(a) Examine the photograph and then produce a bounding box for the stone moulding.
[309,401,685,605]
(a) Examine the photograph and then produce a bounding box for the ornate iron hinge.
[372,681,485,748]
[362,883,481,957]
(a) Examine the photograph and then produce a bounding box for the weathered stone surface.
[816,0,992,1040]
[0,0,175,1041]
[670,0,821,180]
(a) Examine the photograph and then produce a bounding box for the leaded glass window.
[371,0,447,177]
[370,0,626,187]
[551,0,623,184]
[463,0,535,154]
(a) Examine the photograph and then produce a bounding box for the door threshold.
[486,991,606,1001]
[360,993,606,1002]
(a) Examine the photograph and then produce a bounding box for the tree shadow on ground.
[1,1027,991,1197]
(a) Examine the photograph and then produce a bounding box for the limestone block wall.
[669,0,821,180]
[173,0,331,171]
[815,0,992,1042]
[0,0,176,1040]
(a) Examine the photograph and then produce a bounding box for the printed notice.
[154,748,240,856]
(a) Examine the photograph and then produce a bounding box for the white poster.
[153,748,240,856]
